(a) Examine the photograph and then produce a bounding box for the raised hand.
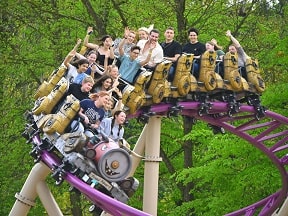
[76,38,82,45]
[124,27,130,38]
[226,30,232,37]
[69,50,76,57]
[87,27,93,35]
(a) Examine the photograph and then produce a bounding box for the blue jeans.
[168,65,175,82]
[191,59,200,79]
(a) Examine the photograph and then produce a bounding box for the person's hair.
[71,58,89,69]
[129,30,136,35]
[106,64,118,74]
[150,29,160,35]
[138,24,154,34]
[99,35,113,46]
[87,50,98,57]
[130,46,141,52]
[206,41,215,46]
[166,27,174,31]
[93,74,113,89]
[188,27,199,36]
[82,75,94,85]
[138,27,148,33]
[89,90,110,100]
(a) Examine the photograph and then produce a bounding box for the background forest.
[1,0,288,215]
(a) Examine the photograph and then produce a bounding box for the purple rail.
[33,101,288,216]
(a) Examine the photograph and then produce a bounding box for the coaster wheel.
[177,76,191,96]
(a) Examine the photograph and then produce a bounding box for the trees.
[1,0,287,215]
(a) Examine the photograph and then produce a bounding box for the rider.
[118,39,156,85]
[74,91,110,137]
[100,110,126,142]
[161,27,182,82]
[136,29,164,70]
[182,27,206,79]
[226,30,249,80]
[66,75,94,101]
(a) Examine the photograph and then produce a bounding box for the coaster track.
[34,101,288,216]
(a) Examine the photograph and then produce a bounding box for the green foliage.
[175,125,281,215]
[261,82,288,116]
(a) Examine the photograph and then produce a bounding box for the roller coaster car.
[147,60,172,103]
[32,77,69,116]
[42,94,80,134]
[198,51,218,91]
[171,53,195,97]
[245,58,265,93]
[222,54,265,97]
[222,52,247,92]
[122,70,152,114]
[34,65,67,99]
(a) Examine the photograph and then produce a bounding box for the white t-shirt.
[137,39,164,67]
[64,63,78,84]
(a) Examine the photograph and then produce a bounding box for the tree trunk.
[182,116,195,212]
[175,0,188,43]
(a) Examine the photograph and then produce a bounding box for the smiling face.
[99,95,111,107]
[87,53,97,64]
[205,42,215,51]
[115,111,126,125]
[129,47,140,60]
[229,45,237,53]
[109,67,119,79]
[188,31,198,44]
[104,37,113,48]
[149,31,159,43]
[78,63,89,73]
[127,32,136,44]
[104,98,114,111]
[138,30,148,40]
[81,81,93,92]
[102,78,113,90]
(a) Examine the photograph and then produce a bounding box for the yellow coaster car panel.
[32,77,68,115]
[34,65,67,99]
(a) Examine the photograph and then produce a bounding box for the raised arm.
[72,38,82,52]
[226,30,241,48]
[75,52,85,60]
[83,27,99,50]
[63,39,81,68]
[108,37,115,59]
[118,38,126,57]
[63,50,76,68]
